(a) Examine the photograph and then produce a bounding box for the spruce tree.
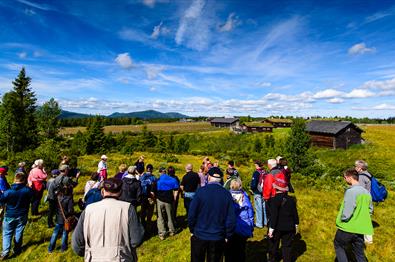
[0,68,38,153]
[285,118,311,172]
[36,98,61,139]
[85,116,106,154]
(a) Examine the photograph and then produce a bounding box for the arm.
[136,182,142,205]
[128,205,144,247]
[341,190,357,222]
[225,196,236,240]
[250,171,258,191]
[72,211,86,257]
[0,190,8,204]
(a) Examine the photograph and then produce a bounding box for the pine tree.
[285,118,311,172]
[36,98,61,139]
[0,68,38,153]
[85,116,106,154]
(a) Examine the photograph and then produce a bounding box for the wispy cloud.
[18,52,28,59]
[219,13,240,32]
[360,77,395,91]
[150,21,170,39]
[17,0,54,11]
[348,43,376,55]
[115,53,133,69]
[353,103,395,110]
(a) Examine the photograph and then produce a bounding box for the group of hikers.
[0,153,378,262]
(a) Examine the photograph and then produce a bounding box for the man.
[139,164,156,230]
[250,160,267,228]
[48,165,79,203]
[155,167,179,240]
[119,166,142,208]
[334,168,373,262]
[72,178,144,261]
[180,164,200,217]
[188,167,236,262]
[227,160,239,177]
[0,173,33,260]
[355,160,372,192]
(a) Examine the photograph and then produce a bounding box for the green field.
[1,125,394,261]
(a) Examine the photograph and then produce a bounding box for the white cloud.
[313,89,344,99]
[33,51,42,57]
[348,43,376,55]
[151,21,163,39]
[175,0,212,51]
[149,86,157,92]
[18,52,27,59]
[219,13,240,32]
[145,65,165,79]
[119,28,147,43]
[255,81,271,87]
[142,0,155,8]
[360,77,395,91]
[327,98,344,104]
[115,53,133,69]
[345,88,375,98]
[17,0,53,11]
[372,103,395,110]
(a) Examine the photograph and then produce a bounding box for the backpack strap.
[359,173,372,181]
[57,195,67,222]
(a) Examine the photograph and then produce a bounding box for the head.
[138,155,144,162]
[128,166,137,175]
[101,155,108,162]
[146,164,153,172]
[34,159,44,168]
[208,167,223,183]
[167,166,176,176]
[18,162,26,168]
[14,172,27,184]
[51,169,61,178]
[185,163,193,172]
[276,156,283,164]
[343,168,359,185]
[254,160,263,170]
[59,165,69,175]
[0,166,8,176]
[230,178,242,191]
[226,168,234,177]
[213,161,219,167]
[101,178,123,198]
[228,160,235,168]
[119,164,127,173]
[90,171,99,181]
[267,159,277,170]
[355,160,368,173]
[61,155,70,164]
[159,167,166,174]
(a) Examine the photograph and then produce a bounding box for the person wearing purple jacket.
[225,178,254,262]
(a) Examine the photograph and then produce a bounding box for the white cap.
[101,155,108,160]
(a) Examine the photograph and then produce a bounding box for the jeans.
[191,235,225,262]
[334,229,366,262]
[254,194,267,227]
[157,199,176,236]
[2,215,28,257]
[48,224,68,252]
[184,192,196,217]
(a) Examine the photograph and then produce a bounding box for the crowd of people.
[0,154,376,262]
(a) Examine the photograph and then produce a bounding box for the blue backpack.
[140,173,156,196]
[361,174,388,202]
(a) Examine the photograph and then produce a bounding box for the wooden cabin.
[241,122,273,133]
[262,118,293,128]
[305,120,363,149]
[210,118,240,128]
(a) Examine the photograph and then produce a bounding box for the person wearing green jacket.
[334,168,373,262]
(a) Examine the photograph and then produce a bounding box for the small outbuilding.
[210,117,240,128]
[241,122,273,133]
[262,118,293,128]
[306,120,363,149]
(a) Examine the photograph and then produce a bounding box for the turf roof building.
[306,120,363,149]
[210,117,240,128]
[262,118,293,128]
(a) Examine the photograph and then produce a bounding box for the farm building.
[210,117,240,128]
[262,118,293,128]
[241,122,273,133]
[305,120,363,149]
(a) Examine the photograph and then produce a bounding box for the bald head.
[186,163,193,172]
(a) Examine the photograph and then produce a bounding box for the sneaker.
[159,235,165,240]
[0,255,8,261]
[169,232,175,237]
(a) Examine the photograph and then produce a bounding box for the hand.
[268,228,274,238]
[225,238,228,243]
[76,172,81,179]
[295,224,299,234]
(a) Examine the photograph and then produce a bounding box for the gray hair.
[230,178,242,190]
[267,159,277,168]
[185,163,193,172]
[128,166,137,174]
[355,160,368,171]
[34,159,44,167]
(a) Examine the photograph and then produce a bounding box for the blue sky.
[0,0,395,117]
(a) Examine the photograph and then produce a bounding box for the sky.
[0,0,395,117]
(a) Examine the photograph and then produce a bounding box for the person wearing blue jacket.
[225,178,254,262]
[188,167,236,262]
[0,172,33,260]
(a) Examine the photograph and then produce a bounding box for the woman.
[225,178,254,262]
[135,155,145,179]
[84,172,100,198]
[48,184,74,253]
[97,155,108,181]
[114,164,128,180]
[28,159,48,216]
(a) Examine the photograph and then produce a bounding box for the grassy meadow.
[1,125,394,261]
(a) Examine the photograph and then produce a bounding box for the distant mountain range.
[59,110,189,119]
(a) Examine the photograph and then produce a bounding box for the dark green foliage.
[175,136,190,153]
[285,118,312,173]
[85,116,106,154]
[254,138,262,153]
[36,98,61,139]
[0,68,38,153]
